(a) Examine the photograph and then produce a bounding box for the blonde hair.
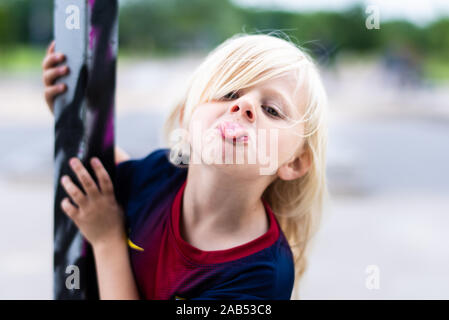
[163,32,329,299]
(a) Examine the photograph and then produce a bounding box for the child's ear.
[277,149,311,181]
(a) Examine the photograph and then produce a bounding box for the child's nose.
[230,102,255,122]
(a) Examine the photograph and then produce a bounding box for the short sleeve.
[113,148,187,231]
[114,159,136,209]
[113,148,173,209]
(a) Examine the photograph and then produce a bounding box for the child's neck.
[180,164,271,250]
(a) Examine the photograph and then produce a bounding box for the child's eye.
[222,91,239,100]
[262,105,282,118]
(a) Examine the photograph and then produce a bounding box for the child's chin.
[194,141,251,165]
[190,147,277,176]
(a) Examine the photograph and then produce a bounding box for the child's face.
[187,71,309,180]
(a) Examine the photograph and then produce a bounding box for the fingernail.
[61,176,68,183]
[59,66,66,73]
[59,84,65,90]
[92,158,100,166]
[70,158,77,167]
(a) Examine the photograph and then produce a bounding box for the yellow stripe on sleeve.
[127,238,144,251]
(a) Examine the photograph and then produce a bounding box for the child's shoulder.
[118,147,170,169]
[117,147,185,177]
[142,148,172,166]
[114,147,187,207]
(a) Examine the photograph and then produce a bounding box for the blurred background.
[0,0,448,299]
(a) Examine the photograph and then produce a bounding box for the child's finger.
[69,158,101,198]
[90,157,115,197]
[60,175,87,207]
[61,197,79,219]
[47,40,55,55]
[45,84,66,103]
[42,52,65,70]
[43,65,69,86]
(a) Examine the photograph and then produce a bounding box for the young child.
[42,33,329,300]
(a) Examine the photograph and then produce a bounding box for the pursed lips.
[217,121,249,143]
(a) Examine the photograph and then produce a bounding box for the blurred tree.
[378,20,426,55]
[0,0,447,67]
[426,18,449,58]
[0,0,52,49]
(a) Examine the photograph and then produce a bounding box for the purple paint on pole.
[88,0,97,49]
[91,107,113,152]
[103,105,114,151]
[89,27,100,50]
[81,238,88,257]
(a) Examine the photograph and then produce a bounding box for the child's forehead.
[256,72,298,90]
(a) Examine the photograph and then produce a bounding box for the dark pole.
[53,0,118,300]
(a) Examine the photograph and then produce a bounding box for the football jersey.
[114,148,295,299]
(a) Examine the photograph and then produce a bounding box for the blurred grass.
[0,46,46,73]
[423,55,449,83]
[0,45,193,73]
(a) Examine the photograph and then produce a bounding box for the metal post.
[53,0,118,300]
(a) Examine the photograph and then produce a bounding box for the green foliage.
[0,0,29,46]
[426,18,449,58]
[118,0,244,51]
[0,0,447,72]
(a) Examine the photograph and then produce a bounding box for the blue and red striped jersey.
[114,148,295,300]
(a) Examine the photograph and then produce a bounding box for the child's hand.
[42,40,69,115]
[60,157,126,248]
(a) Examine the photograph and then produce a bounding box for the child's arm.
[60,156,139,299]
[93,235,140,299]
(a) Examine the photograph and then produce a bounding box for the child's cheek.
[277,130,305,165]
[187,111,216,160]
